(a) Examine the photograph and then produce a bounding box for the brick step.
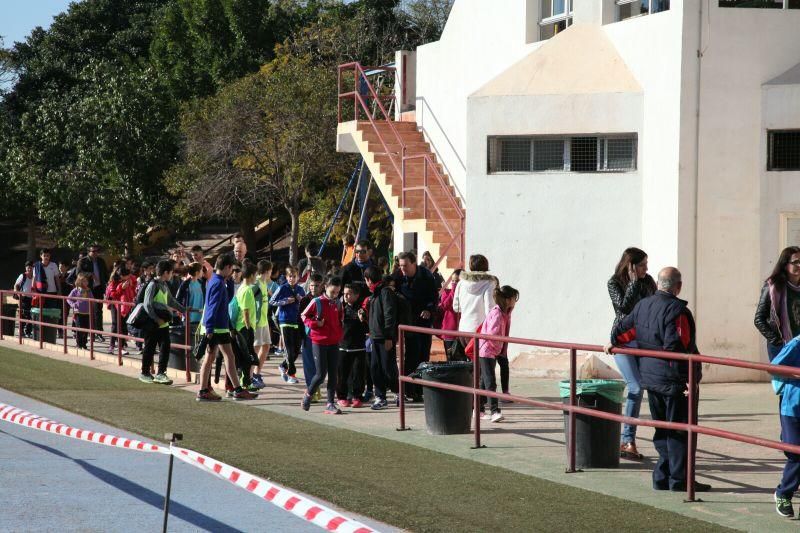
[360,130,425,144]
[368,142,430,155]
[359,120,418,132]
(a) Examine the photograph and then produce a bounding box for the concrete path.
[2,335,798,531]
[0,388,385,533]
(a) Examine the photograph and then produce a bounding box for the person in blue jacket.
[270,265,306,383]
[772,336,800,518]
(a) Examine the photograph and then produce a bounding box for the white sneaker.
[490,412,504,423]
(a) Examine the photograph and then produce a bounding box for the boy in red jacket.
[300,276,344,414]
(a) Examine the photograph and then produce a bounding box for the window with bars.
[488,135,638,174]
[719,0,800,8]
[768,130,800,171]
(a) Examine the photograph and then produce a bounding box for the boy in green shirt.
[252,260,274,388]
[234,261,259,392]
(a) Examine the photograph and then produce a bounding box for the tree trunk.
[26,216,37,261]
[288,205,300,267]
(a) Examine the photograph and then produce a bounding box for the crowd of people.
[9,236,518,419]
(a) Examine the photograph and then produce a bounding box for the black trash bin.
[169,324,199,372]
[31,308,60,344]
[560,379,625,468]
[415,361,473,435]
[1,304,18,336]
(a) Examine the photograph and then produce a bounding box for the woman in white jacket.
[453,254,507,393]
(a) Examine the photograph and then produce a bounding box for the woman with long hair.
[608,247,657,460]
[755,246,800,361]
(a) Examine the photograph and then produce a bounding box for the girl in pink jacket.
[478,285,519,423]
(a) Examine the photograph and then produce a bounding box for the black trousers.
[74,313,90,349]
[371,340,398,400]
[91,285,105,334]
[403,331,432,398]
[20,296,33,336]
[479,357,499,413]
[280,325,301,376]
[648,390,688,489]
[337,349,367,400]
[142,325,170,375]
[497,355,510,393]
[308,344,339,404]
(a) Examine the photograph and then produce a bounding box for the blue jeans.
[614,353,643,444]
[301,337,315,388]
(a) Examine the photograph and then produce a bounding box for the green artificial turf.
[0,346,731,532]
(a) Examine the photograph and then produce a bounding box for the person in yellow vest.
[141,260,185,385]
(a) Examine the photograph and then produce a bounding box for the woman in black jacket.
[755,246,800,361]
[608,247,656,460]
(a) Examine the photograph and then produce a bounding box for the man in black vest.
[605,267,710,493]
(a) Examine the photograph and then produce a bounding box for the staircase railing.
[337,62,465,271]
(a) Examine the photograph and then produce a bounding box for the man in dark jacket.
[606,267,710,493]
[341,240,374,297]
[87,245,108,340]
[364,267,398,410]
[392,251,438,401]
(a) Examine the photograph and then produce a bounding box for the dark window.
[533,139,565,171]
[719,0,785,7]
[570,137,598,172]
[769,130,800,171]
[498,138,531,172]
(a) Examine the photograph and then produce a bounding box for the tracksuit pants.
[308,344,339,405]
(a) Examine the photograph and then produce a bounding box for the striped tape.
[0,403,169,454]
[0,402,380,532]
[171,446,376,533]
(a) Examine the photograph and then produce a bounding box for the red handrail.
[397,324,800,502]
[337,62,465,271]
[0,290,197,383]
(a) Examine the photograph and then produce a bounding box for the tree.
[166,73,273,253]
[395,0,454,44]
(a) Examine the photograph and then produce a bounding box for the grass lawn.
[0,346,731,532]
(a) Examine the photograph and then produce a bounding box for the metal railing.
[0,290,197,383]
[397,324,800,503]
[337,62,465,272]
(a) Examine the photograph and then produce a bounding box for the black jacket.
[368,284,397,341]
[612,291,700,397]
[392,265,438,325]
[754,282,784,347]
[607,275,656,332]
[341,302,369,350]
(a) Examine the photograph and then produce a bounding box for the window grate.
[769,130,800,171]
[487,134,637,174]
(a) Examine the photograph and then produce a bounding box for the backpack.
[136,279,153,305]
[304,297,323,336]
[229,294,240,327]
[251,282,263,321]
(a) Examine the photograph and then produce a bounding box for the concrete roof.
[472,23,641,97]
[765,61,800,86]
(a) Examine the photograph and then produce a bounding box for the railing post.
[566,348,578,473]
[184,310,192,383]
[18,298,23,345]
[686,355,697,502]
[472,336,484,449]
[397,329,408,431]
[117,302,123,366]
[401,147,407,210]
[337,67,342,123]
[353,66,358,121]
[423,160,428,221]
[89,298,95,360]
[38,296,44,350]
[0,291,4,342]
[63,299,68,354]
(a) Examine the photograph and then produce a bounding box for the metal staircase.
[336,62,465,272]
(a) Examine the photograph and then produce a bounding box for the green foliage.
[298,192,340,246]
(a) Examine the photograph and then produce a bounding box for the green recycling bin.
[31,307,61,344]
[560,379,625,468]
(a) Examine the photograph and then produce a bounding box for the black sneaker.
[775,492,794,518]
[670,481,711,493]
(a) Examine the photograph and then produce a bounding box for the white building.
[337,0,800,381]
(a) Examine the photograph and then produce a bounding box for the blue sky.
[1,0,76,47]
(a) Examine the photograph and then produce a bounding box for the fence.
[397,324,800,503]
[0,289,196,383]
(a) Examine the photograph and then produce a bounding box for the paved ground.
[0,388,390,533]
[2,331,798,531]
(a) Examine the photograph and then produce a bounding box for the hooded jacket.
[366,283,398,341]
[270,283,306,324]
[302,294,344,346]
[453,271,498,333]
[479,304,512,358]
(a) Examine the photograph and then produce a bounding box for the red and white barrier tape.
[0,403,169,454]
[0,402,379,532]
[171,446,376,533]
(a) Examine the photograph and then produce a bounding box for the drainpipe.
[692,1,704,317]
